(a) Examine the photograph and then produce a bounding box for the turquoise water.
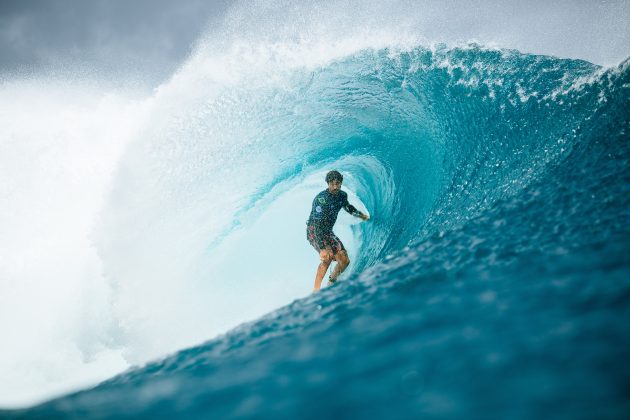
[4,46,629,419]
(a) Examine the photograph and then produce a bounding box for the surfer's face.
[327,180,342,194]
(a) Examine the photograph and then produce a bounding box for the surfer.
[306,170,370,292]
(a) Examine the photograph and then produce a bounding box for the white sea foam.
[0,79,153,406]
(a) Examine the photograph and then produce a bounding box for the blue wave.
[7,46,629,419]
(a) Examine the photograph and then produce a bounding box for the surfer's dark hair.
[325,170,343,183]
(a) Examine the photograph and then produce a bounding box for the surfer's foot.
[327,276,337,287]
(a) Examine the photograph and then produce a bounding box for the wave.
[1,23,628,410]
[94,43,628,361]
[9,45,629,417]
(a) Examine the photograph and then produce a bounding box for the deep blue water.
[3,46,629,419]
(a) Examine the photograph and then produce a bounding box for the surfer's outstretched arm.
[343,201,370,221]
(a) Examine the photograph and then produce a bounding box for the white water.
[0,80,152,406]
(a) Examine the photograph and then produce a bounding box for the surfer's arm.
[343,200,370,221]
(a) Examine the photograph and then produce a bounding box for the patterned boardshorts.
[306,224,346,255]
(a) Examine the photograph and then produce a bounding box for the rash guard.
[306,189,360,248]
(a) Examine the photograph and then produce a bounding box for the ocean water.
[2,42,628,419]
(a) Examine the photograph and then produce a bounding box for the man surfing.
[306,170,370,292]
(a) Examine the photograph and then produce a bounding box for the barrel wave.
[5,45,629,419]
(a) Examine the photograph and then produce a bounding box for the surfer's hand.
[360,213,370,221]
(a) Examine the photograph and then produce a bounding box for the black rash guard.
[306,189,360,248]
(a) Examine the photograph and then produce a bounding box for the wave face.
[7,45,630,418]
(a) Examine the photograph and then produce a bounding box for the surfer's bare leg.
[313,249,333,292]
[329,250,350,282]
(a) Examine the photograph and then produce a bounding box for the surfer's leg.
[313,248,333,292]
[330,250,349,281]
[328,234,348,283]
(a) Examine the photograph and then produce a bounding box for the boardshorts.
[306,224,346,255]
